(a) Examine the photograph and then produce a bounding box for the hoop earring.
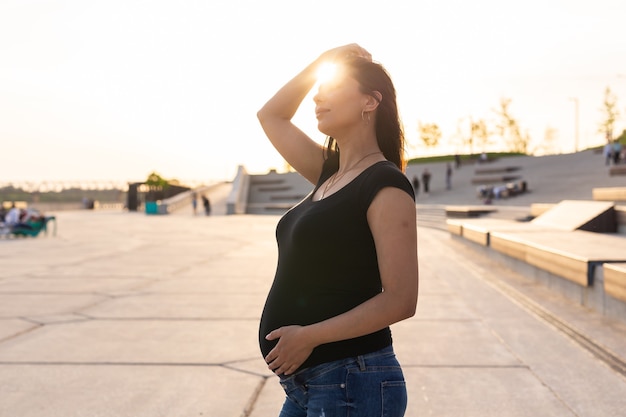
[361,110,370,125]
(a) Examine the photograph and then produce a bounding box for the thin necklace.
[320,151,383,199]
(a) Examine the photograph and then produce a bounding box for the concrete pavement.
[1,202,626,415]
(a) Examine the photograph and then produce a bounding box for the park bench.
[0,215,56,238]
[474,166,521,175]
[446,218,554,246]
[448,200,626,286]
[530,200,615,233]
[592,187,626,202]
[530,203,555,217]
[475,180,528,201]
[471,175,522,185]
[609,165,626,176]
[604,263,626,303]
[472,165,523,186]
[489,229,626,286]
[448,200,626,321]
[445,205,497,219]
[618,206,626,233]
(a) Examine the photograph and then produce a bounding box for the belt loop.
[357,355,366,371]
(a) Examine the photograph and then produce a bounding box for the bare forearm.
[257,57,321,122]
[305,289,417,347]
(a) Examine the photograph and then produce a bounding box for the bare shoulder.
[367,186,416,228]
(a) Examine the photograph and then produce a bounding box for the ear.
[363,93,381,112]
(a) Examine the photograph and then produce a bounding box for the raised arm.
[257,44,372,184]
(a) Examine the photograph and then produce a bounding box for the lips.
[315,108,329,118]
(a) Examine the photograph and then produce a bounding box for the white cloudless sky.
[1,0,625,185]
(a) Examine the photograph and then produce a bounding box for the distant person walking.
[422,168,431,194]
[445,163,452,190]
[201,195,211,216]
[191,192,198,215]
[412,175,420,197]
[613,141,622,165]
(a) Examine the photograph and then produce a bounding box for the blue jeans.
[277,345,407,417]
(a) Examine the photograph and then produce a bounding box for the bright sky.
[1,0,625,185]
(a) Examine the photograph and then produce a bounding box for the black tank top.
[258,156,415,371]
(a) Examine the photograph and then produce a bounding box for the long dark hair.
[324,57,406,171]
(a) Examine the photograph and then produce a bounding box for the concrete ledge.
[604,262,626,303]
[471,175,522,184]
[525,244,589,287]
[474,166,521,174]
[446,219,463,236]
[489,232,591,285]
[609,165,626,176]
[489,230,626,287]
[444,205,497,218]
[593,187,626,202]
[462,224,490,246]
[448,211,626,290]
[530,200,616,232]
[453,235,626,323]
[530,203,555,217]
[445,218,555,248]
[618,206,626,234]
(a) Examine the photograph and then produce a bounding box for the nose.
[313,86,325,104]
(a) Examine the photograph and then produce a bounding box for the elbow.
[256,108,267,124]
[403,290,419,319]
[402,300,417,320]
[394,293,417,322]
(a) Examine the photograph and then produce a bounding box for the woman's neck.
[336,132,381,173]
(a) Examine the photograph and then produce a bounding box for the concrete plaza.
[1,188,626,416]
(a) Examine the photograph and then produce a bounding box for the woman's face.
[313,73,366,137]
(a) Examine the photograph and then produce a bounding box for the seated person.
[4,205,21,226]
[4,205,42,230]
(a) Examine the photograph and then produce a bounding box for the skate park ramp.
[530,199,616,232]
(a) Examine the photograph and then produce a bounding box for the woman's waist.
[259,324,391,368]
[281,340,394,382]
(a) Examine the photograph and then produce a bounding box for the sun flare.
[316,63,338,84]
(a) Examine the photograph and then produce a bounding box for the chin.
[317,123,332,137]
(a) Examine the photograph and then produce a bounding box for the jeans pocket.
[347,367,407,417]
[382,380,407,417]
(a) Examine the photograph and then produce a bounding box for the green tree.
[598,86,620,142]
[454,117,490,154]
[453,117,472,154]
[471,118,490,153]
[144,171,169,202]
[534,126,559,154]
[145,172,169,188]
[494,97,529,154]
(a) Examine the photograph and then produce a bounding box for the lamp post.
[569,97,579,153]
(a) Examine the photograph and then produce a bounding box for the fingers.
[263,325,312,375]
[264,345,302,376]
[350,44,372,61]
[266,356,299,376]
[321,43,372,64]
[265,330,278,341]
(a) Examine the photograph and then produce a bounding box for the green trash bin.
[145,201,158,214]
